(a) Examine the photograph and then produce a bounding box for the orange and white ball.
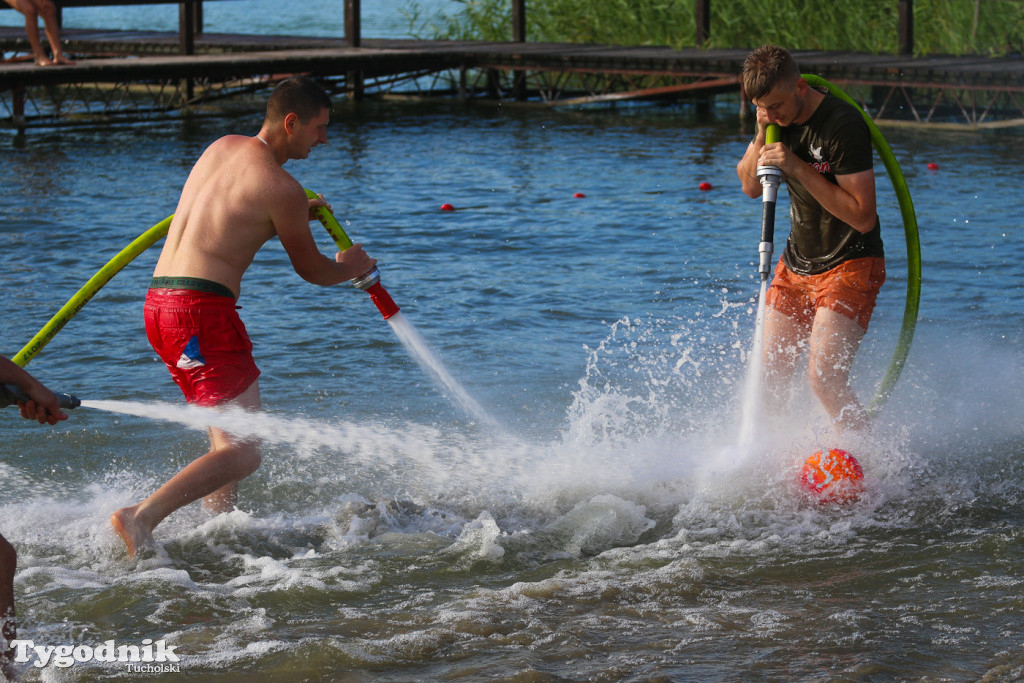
[799,448,864,503]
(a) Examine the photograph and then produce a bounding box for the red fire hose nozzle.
[350,267,400,320]
[306,188,401,320]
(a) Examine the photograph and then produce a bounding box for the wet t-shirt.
[779,93,884,275]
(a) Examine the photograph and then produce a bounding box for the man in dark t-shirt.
[736,44,885,434]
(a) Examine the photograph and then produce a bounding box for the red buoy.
[698,182,713,191]
[927,162,939,171]
[440,203,455,211]
[573,192,586,199]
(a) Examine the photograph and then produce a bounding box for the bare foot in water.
[110,507,153,558]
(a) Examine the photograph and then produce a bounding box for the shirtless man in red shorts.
[111,76,376,557]
[736,45,885,434]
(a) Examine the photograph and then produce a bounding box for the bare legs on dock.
[3,0,73,66]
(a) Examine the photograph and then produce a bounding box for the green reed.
[404,0,1024,56]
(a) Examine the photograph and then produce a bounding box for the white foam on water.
[9,317,1024,680]
[8,293,1023,682]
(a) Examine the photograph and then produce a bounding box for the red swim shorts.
[144,288,261,407]
[766,257,886,330]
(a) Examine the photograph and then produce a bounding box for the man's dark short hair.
[741,44,801,101]
[266,75,331,124]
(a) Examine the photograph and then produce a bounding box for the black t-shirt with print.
[779,93,884,275]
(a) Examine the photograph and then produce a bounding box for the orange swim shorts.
[144,287,261,407]
[765,256,886,330]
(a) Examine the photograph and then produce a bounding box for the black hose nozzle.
[757,165,783,281]
[0,384,80,410]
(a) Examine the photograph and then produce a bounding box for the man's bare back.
[155,104,374,299]
[153,135,286,298]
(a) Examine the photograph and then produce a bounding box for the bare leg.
[0,534,15,675]
[4,0,51,66]
[36,0,72,65]
[761,305,812,415]
[200,422,255,514]
[111,381,262,557]
[807,307,868,433]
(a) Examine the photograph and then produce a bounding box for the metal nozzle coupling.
[758,241,774,281]
[350,267,382,292]
[757,165,783,203]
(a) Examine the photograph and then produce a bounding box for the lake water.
[3,3,1024,681]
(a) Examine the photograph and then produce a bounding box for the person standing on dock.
[110,75,377,558]
[735,44,885,434]
[0,354,68,674]
[2,0,74,66]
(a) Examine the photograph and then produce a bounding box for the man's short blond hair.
[741,44,801,101]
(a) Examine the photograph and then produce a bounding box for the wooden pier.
[3,25,1024,129]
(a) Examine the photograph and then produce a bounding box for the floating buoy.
[799,448,864,504]
[440,203,455,212]
[927,162,940,171]
[699,181,713,191]
[573,192,586,199]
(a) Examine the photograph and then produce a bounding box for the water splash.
[386,311,501,429]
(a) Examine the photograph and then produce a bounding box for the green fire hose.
[12,215,174,367]
[800,75,922,417]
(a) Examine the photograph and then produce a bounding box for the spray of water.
[736,280,768,453]
[386,311,501,429]
[76,398,504,495]
[691,281,783,488]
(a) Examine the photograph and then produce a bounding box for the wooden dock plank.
[4,27,1022,88]
[2,28,1023,125]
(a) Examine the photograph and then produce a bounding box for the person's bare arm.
[757,143,877,233]
[0,356,67,425]
[737,128,769,198]
[271,186,376,285]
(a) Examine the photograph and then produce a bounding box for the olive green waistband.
[150,276,235,299]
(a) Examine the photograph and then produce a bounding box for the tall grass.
[406,0,1024,56]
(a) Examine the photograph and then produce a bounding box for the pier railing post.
[344,0,361,48]
[898,0,914,55]
[178,1,195,55]
[13,81,26,133]
[512,0,526,99]
[179,0,195,103]
[194,0,203,36]
[344,0,364,100]
[695,0,710,46]
[512,0,525,42]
